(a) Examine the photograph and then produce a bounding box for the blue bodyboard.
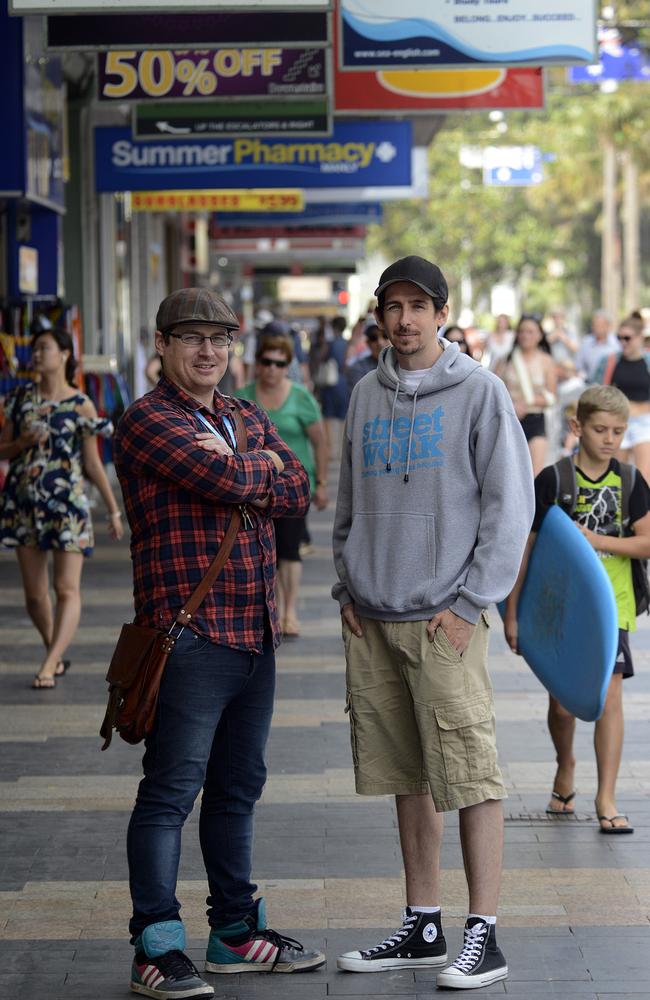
[498,505,618,722]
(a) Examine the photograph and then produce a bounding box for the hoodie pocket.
[342,512,436,612]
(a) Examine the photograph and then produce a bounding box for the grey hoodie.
[332,341,535,624]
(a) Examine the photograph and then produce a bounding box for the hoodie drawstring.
[403,391,419,483]
[385,384,401,473]
[385,383,419,483]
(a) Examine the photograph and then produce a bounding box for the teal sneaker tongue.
[255,896,267,931]
[141,920,185,958]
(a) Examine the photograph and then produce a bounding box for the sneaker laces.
[364,909,418,955]
[256,928,304,970]
[451,923,487,972]
[155,949,201,982]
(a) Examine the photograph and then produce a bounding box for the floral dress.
[0,383,113,556]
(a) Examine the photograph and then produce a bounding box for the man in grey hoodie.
[332,256,534,990]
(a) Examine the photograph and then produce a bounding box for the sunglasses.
[259,357,289,368]
[618,335,636,343]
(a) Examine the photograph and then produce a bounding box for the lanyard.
[194,409,236,449]
[194,408,254,529]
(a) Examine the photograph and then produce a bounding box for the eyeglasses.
[259,357,289,368]
[618,335,636,343]
[168,330,233,347]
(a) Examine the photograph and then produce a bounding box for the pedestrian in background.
[0,327,123,688]
[345,322,390,391]
[482,313,514,371]
[496,314,557,475]
[442,324,472,355]
[238,333,328,637]
[318,314,349,459]
[576,309,618,382]
[592,312,650,483]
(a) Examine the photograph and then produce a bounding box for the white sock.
[410,905,441,914]
[468,913,496,925]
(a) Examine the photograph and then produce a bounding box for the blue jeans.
[127,629,275,938]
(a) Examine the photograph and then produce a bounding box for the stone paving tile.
[3,501,650,998]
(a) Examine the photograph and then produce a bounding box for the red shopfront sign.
[335,66,544,115]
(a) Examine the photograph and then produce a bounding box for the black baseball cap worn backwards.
[374,256,449,304]
[156,287,240,334]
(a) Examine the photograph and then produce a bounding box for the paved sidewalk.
[1,493,649,999]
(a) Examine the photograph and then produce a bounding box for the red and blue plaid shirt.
[114,375,310,652]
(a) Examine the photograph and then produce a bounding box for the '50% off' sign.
[98,48,327,102]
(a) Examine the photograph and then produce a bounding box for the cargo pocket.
[344,691,360,768]
[434,694,498,784]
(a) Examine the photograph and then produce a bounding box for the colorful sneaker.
[205,897,325,974]
[130,920,213,998]
[436,917,508,990]
[337,907,447,972]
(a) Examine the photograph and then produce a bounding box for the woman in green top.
[237,333,328,637]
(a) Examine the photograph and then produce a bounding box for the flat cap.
[156,287,240,334]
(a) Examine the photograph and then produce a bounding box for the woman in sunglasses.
[237,335,328,637]
[592,313,650,481]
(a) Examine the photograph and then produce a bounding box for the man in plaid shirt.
[114,288,324,999]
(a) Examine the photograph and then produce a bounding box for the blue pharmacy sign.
[94,123,412,193]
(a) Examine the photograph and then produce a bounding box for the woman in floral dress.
[0,328,124,688]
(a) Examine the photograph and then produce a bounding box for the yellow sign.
[378,69,506,99]
[131,189,304,213]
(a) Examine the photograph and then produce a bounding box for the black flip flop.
[598,814,634,835]
[32,675,56,689]
[55,659,71,677]
[546,790,576,815]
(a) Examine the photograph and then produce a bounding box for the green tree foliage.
[367,3,650,315]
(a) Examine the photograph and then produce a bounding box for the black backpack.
[553,455,650,616]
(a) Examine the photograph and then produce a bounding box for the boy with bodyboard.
[504,385,650,833]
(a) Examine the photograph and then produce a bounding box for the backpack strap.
[553,455,577,513]
[619,461,636,530]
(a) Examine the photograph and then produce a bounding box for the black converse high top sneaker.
[337,907,447,972]
[436,917,507,989]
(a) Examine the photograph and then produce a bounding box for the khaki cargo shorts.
[342,611,506,812]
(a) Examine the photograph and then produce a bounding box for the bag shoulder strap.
[553,455,577,513]
[602,353,618,386]
[175,405,248,625]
